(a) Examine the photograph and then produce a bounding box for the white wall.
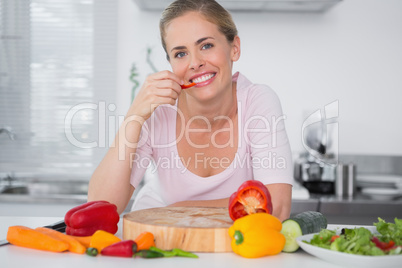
[115,0,402,156]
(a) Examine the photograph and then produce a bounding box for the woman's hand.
[128,70,182,121]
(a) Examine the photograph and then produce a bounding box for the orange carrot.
[6,226,69,253]
[35,227,86,254]
[67,235,92,248]
[134,232,155,251]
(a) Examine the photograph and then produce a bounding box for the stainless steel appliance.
[295,109,339,194]
[294,153,337,194]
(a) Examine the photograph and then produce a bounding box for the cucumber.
[280,211,327,253]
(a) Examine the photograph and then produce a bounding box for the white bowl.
[361,187,402,201]
[396,181,402,191]
[357,174,402,188]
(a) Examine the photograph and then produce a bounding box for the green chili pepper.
[149,246,176,257]
[133,250,164,258]
[86,247,99,257]
[172,248,199,258]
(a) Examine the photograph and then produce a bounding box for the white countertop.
[0,216,345,268]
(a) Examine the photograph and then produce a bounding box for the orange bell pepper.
[134,232,155,251]
[89,230,121,252]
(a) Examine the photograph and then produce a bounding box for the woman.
[88,0,293,221]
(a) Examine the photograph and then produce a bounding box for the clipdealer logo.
[301,100,339,166]
[64,101,122,149]
[63,101,289,167]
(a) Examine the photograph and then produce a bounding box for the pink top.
[129,72,293,211]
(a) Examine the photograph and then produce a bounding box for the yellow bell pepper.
[89,230,121,252]
[228,213,285,258]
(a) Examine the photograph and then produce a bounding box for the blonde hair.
[159,0,238,60]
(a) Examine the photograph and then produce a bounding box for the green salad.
[305,218,402,256]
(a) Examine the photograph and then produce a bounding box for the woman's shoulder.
[235,72,281,108]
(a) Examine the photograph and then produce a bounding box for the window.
[0,0,117,178]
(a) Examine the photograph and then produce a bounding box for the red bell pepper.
[228,180,273,221]
[371,236,395,251]
[101,240,138,258]
[330,235,340,243]
[64,200,119,236]
[181,82,196,89]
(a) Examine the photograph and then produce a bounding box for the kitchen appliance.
[335,163,356,198]
[123,207,232,252]
[294,154,337,194]
[295,108,339,194]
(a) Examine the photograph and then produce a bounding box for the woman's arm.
[87,118,142,214]
[88,71,183,214]
[266,183,292,221]
[168,183,292,222]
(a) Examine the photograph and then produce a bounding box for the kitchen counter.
[317,193,402,224]
[2,193,401,224]
[0,180,310,216]
[0,216,345,268]
[1,179,401,223]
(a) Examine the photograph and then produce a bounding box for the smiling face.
[164,11,240,100]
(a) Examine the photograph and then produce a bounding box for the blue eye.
[202,43,213,50]
[175,51,186,58]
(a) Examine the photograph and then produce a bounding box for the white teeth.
[193,73,215,83]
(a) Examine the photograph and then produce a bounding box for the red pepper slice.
[101,240,137,258]
[228,180,273,221]
[371,236,395,251]
[181,82,196,89]
[330,235,340,243]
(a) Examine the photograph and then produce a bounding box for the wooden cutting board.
[123,207,234,252]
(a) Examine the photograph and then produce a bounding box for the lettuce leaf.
[305,218,402,256]
[374,218,402,246]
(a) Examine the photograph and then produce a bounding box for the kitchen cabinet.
[290,199,319,214]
